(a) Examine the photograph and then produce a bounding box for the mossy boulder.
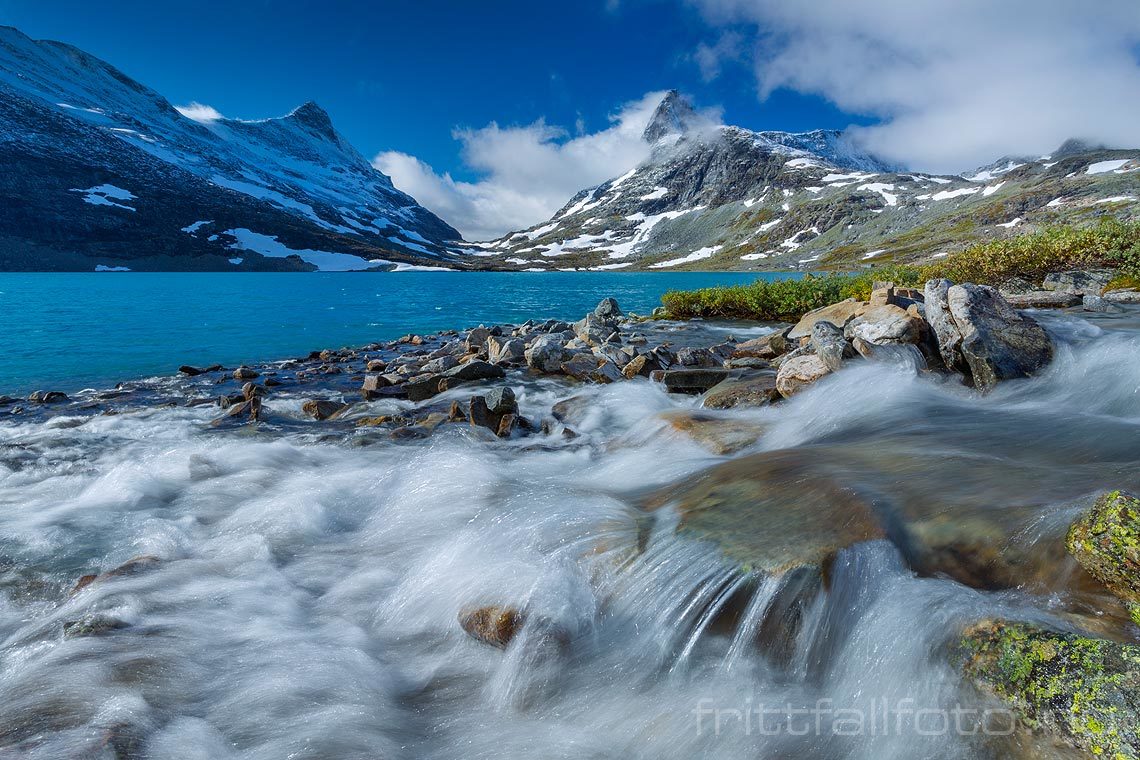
[957,620,1140,759]
[1067,491,1140,623]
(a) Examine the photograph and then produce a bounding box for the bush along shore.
[662,218,1140,322]
[5,257,1140,755]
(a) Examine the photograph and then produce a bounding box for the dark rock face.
[946,284,1054,391]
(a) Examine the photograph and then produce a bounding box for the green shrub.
[660,219,1140,321]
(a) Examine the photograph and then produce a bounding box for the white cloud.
[694,31,744,82]
[690,0,1140,172]
[374,91,665,240]
[175,102,224,122]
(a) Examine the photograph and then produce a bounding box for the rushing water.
[0,272,789,395]
[0,301,1138,758]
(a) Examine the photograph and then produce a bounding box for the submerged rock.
[659,411,765,455]
[648,449,886,575]
[956,620,1140,759]
[459,605,525,649]
[27,390,68,404]
[302,398,348,421]
[72,555,162,595]
[1066,490,1140,622]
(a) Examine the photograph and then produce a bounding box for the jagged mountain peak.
[642,89,701,144]
[1054,138,1110,158]
[285,101,337,140]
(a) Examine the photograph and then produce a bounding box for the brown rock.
[775,354,831,398]
[302,398,348,421]
[787,299,867,340]
[459,605,524,648]
[701,373,780,409]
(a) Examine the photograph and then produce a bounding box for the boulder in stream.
[1066,490,1140,623]
[956,620,1140,759]
[775,354,831,398]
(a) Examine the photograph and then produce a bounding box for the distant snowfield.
[648,245,722,269]
[223,228,372,271]
[1086,159,1135,175]
[71,184,136,211]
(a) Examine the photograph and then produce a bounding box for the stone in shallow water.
[810,321,857,372]
[658,410,765,455]
[1067,490,1140,618]
[844,304,924,345]
[956,620,1140,759]
[947,284,1054,391]
[301,398,348,421]
[647,449,886,575]
[459,605,524,649]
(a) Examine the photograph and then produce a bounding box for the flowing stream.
[0,307,1137,758]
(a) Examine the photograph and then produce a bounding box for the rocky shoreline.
[3,273,1140,758]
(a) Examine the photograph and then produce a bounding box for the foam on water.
[1,308,1139,758]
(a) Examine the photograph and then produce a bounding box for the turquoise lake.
[0,271,794,394]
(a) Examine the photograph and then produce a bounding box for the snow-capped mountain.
[0,26,465,271]
[474,91,1140,271]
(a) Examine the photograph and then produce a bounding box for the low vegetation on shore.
[662,219,1140,321]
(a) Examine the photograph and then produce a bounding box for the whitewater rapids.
[0,308,1138,759]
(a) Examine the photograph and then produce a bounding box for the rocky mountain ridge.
[472,91,1140,272]
[0,25,467,271]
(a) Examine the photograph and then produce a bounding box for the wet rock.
[561,353,603,380]
[1042,269,1115,295]
[723,357,771,370]
[1003,291,1082,309]
[233,366,259,380]
[659,410,765,454]
[404,375,444,402]
[72,555,162,595]
[648,449,885,575]
[241,382,265,400]
[956,620,1140,759]
[701,373,780,409]
[366,359,387,372]
[27,390,68,403]
[469,386,520,437]
[179,364,221,376]
[787,299,867,341]
[63,614,131,638]
[525,334,569,373]
[551,394,591,425]
[361,374,393,399]
[844,304,924,346]
[947,284,1054,391]
[732,327,792,360]
[459,605,524,649]
[442,360,506,384]
[214,396,261,424]
[301,398,348,421]
[0,395,16,406]
[575,312,620,346]
[1066,491,1140,621]
[650,368,731,394]
[622,351,666,379]
[775,354,831,398]
[810,321,857,372]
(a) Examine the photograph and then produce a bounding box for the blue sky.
[3,0,1139,238]
[0,0,862,182]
